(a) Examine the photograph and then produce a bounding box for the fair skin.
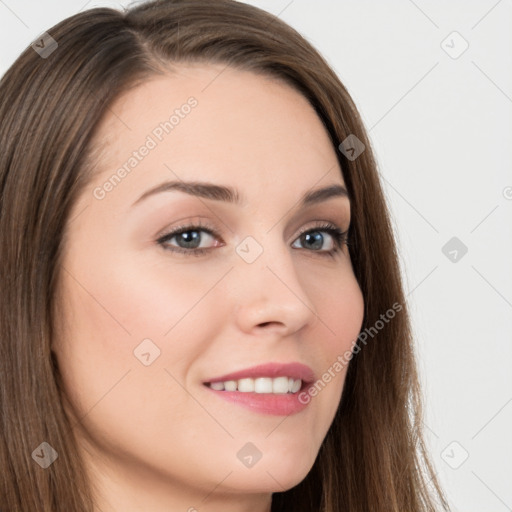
[52,63,364,512]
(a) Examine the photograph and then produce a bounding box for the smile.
[205,376,302,394]
[202,362,314,415]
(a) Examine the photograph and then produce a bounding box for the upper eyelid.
[159,218,347,234]
[157,221,218,241]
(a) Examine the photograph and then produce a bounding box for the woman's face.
[53,63,364,511]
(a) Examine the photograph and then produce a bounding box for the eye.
[156,220,222,257]
[291,222,349,257]
[156,220,349,258]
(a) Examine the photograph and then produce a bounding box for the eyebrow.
[132,180,349,209]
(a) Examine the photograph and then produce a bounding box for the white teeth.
[291,379,302,393]
[272,376,289,394]
[254,377,273,393]
[238,378,254,392]
[224,380,237,391]
[207,377,303,394]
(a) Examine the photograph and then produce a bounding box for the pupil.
[178,231,200,248]
[303,232,323,250]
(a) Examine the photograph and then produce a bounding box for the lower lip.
[204,384,311,416]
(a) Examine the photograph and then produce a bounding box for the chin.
[222,452,316,493]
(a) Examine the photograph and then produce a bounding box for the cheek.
[59,247,229,349]
[300,269,364,424]
[103,254,234,339]
[53,261,230,470]
[53,251,231,412]
[305,264,365,359]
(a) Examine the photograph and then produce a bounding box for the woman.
[0,0,450,510]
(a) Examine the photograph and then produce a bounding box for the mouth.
[202,362,315,416]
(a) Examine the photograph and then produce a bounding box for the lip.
[202,362,315,416]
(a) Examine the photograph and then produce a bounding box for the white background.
[1,1,511,510]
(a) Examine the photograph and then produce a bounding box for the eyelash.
[156,220,350,259]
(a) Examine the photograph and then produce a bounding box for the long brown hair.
[0,1,449,510]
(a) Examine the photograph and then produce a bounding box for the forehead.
[87,63,346,208]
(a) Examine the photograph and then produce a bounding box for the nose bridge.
[231,230,318,333]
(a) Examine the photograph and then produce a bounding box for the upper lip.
[204,362,315,384]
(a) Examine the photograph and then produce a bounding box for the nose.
[231,236,319,337]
